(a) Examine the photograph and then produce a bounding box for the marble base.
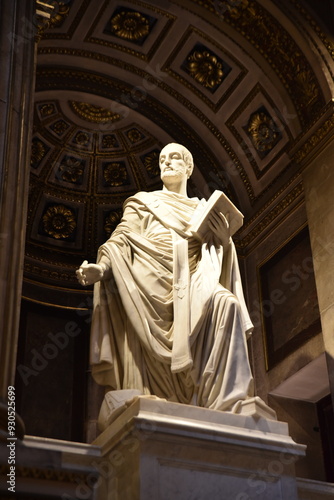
[92,397,305,500]
[2,399,333,499]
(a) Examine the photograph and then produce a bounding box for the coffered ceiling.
[24,0,334,305]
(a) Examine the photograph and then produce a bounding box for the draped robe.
[90,190,254,411]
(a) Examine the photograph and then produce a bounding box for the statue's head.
[159,143,194,180]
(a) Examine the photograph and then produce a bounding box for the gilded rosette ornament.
[104,210,122,235]
[142,151,160,178]
[127,128,144,144]
[59,157,84,183]
[110,10,150,41]
[73,132,90,147]
[39,103,56,118]
[247,111,281,154]
[101,135,118,149]
[103,162,128,187]
[42,205,76,239]
[31,139,47,167]
[50,120,70,136]
[186,50,224,89]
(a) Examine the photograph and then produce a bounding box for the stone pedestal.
[2,399,333,499]
[92,398,306,500]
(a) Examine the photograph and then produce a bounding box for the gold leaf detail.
[187,51,224,89]
[70,101,121,124]
[42,205,76,239]
[39,103,56,117]
[101,135,118,149]
[105,210,122,235]
[247,112,280,152]
[59,157,84,183]
[127,128,144,144]
[110,11,149,41]
[31,139,46,166]
[103,162,128,187]
[142,151,160,178]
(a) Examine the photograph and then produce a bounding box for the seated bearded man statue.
[76,143,254,425]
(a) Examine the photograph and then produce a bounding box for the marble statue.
[76,143,254,419]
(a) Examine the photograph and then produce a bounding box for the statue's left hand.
[206,211,230,248]
[76,260,104,286]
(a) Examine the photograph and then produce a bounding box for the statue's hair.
[160,143,194,178]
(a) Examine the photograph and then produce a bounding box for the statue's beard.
[161,169,184,180]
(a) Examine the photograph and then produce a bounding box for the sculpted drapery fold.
[90,190,254,411]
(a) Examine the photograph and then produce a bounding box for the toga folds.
[90,190,254,411]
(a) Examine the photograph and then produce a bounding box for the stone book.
[188,190,244,239]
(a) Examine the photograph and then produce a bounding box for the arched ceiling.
[24,0,334,305]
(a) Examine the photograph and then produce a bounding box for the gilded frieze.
[69,101,121,124]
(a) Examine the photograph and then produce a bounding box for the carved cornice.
[292,112,334,165]
[237,179,304,253]
[24,260,78,283]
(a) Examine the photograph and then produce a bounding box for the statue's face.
[159,144,191,183]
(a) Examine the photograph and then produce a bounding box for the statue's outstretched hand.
[76,260,104,286]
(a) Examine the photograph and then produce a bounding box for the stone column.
[303,134,334,407]
[0,0,37,440]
